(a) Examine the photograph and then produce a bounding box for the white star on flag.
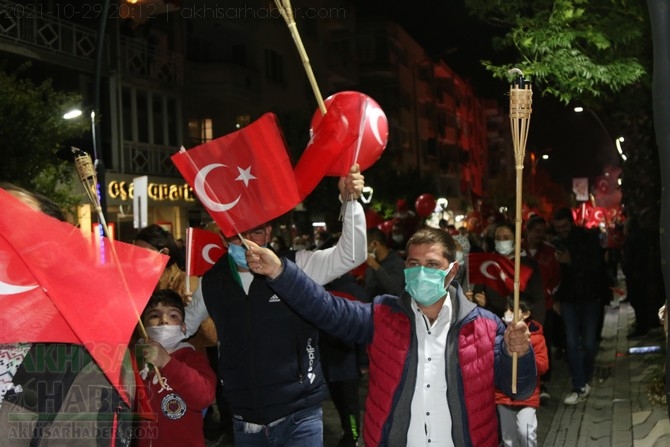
[235,166,257,186]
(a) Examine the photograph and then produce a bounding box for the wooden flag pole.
[274,0,326,114]
[73,148,170,390]
[508,69,533,393]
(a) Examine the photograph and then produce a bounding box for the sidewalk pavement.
[538,301,669,447]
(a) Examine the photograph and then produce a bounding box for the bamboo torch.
[72,147,170,390]
[508,69,532,393]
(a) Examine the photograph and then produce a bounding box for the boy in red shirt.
[136,289,217,447]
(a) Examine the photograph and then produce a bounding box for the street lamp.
[63,109,83,120]
[573,106,620,160]
[529,151,549,194]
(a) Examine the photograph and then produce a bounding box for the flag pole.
[508,69,533,393]
[185,227,193,295]
[73,148,169,389]
[274,0,326,115]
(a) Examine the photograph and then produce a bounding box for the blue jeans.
[561,300,600,390]
[232,405,323,447]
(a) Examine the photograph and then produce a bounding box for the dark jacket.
[0,344,133,447]
[267,260,537,447]
[553,226,605,303]
[201,252,327,424]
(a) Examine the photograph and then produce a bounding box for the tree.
[463,0,659,216]
[465,0,648,104]
[0,64,89,209]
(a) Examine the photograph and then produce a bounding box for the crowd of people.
[1,176,664,447]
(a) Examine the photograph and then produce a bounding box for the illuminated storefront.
[79,173,206,243]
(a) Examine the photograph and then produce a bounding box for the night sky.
[358,1,622,189]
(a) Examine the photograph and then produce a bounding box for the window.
[264,49,284,84]
[188,118,213,145]
[136,91,149,143]
[121,87,180,146]
[153,95,165,145]
[235,115,251,129]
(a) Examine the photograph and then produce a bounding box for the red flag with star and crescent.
[186,227,226,276]
[172,113,301,238]
[0,188,168,405]
[467,252,533,297]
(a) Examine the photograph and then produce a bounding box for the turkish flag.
[186,227,226,276]
[172,113,301,237]
[0,188,167,404]
[467,252,533,297]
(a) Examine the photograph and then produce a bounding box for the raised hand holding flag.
[172,113,301,238]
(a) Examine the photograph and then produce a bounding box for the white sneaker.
[563,384,590,405]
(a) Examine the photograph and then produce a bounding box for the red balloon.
[310,91,389,176]
[415,194,436,218]
[365,208,383,229]
[378,219,394,236]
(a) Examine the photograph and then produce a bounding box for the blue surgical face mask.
[228,243,249,269]
[404,263,456,306]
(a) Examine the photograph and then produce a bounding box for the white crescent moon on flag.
[367,106,387,146]
[0,280,38,295]
[194,163,241,212]
[480,261,501,280]
[202,244,221,265]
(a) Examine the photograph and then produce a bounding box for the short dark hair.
[552,207,574,223]
[367,227,388,245]
[526,215,547,230]
[406,227,456,262]
[506,292,534,317]
[135,224,182,267]
[495,221,515,235]
[142,289,185,321]
[1,182,66,222]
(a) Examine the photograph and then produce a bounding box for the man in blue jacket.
[246,227,536,447]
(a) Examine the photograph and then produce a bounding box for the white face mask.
[495,240,515,256]
[503,309,514,325]
[455,250,465,264]
[146,325,185,353]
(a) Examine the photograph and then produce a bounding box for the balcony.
[121,141,179,177]
[119,36,183,85]
[0,0,106,70]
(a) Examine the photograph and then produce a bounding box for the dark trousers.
[327,378,361,444]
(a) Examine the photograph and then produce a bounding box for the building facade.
[0,0,507,239]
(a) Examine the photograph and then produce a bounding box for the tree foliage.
[465,0,649,104]
[0,64,88,209]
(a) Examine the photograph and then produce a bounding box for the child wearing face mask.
[495,294,549,447]
[135,289,217,447]
[471,222,546,324]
